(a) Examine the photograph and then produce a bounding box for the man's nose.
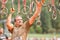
[19,21,22,23]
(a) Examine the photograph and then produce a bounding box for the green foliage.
[0,0,60,34]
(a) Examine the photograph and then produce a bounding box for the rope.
[51,0,57,20]
[29,0,34,14]
[23,0,26,12]
[17,0,20,14]
[12,0,14,8]
[10,0,15,13]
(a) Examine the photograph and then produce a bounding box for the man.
[6,0,45,40]
[0,27,8,40]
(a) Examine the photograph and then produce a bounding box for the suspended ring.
[0,7,8,15]
[52,13,57,20]
[22,6,29,14]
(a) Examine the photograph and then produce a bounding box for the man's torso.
[11,21,31,40]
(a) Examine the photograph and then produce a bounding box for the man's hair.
[14,15,22,22]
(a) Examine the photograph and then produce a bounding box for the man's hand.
[10,8,15,13]
[29,0,45,25]
[36,0,45,11]
[6,8,14,33]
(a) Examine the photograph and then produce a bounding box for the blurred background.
[0,0,60,40]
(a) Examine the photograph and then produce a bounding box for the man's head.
[14,15,23,27]
[0,27,3,34]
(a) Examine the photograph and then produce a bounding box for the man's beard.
[15,24,22,27]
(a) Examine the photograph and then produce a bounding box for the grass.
[28,34,60,38]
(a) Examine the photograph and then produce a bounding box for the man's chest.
[12,27,28,40]
[12,27,27,37]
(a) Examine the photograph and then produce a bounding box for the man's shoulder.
[22,20,32,29]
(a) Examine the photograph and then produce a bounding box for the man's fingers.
[35,0,45,8]
[41,0,45,3]
[35,0,44,5]
[41,0,45,5]
[10,8,15,13]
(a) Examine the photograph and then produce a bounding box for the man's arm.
[24,0,45,29]
[29,0,45,25]
[6,8,15,33]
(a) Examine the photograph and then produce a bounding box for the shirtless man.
[6,0,45,40]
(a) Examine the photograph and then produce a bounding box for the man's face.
[14,16,23,27]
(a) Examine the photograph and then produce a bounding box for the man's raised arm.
[29,0,45,25]
[6,8,15,32]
